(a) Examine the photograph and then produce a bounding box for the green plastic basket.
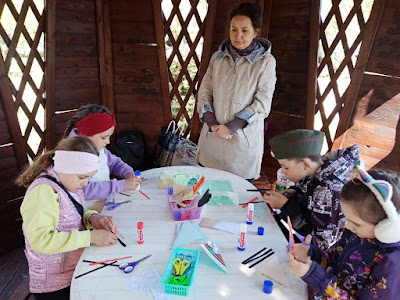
[162,248,200,296]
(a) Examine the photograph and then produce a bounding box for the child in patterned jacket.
[288,165,400,299]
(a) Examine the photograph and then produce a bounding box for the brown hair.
[340,170,400,225]
[63,104,112,138]
[227,2,262,33]
[16,136,98,188]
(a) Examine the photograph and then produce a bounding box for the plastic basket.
[162,248,200,296]
[166,186,203,221]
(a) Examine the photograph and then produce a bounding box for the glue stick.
[247,203,254,225]
[137,221,144,244]
[135,170,141,190]
[238,224,247,251]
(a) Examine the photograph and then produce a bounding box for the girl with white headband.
[288,164,400,299]
[17,136,118,299]
[64,104,141,203]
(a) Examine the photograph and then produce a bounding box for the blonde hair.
[16,136,98,188]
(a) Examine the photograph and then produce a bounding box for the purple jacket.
[69,129,133,200]
[302,230,400,299]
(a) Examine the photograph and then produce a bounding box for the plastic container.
[165,186,203,221]
[162,248,200,296]
[275,168,291,192]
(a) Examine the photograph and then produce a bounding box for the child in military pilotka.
[263,129,359,251]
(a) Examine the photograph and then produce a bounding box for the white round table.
[71,166,308,299]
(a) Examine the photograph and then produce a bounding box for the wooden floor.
[0,248,32,300]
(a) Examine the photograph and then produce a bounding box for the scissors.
[119,254,151,273]
[172,258,191,276]
[280,219,310,252]
[104,200,131,210]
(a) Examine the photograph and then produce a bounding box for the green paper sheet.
[200,180,238,206]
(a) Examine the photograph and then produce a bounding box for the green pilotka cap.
[269,129,325,159]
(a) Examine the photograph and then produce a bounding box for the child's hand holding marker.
[90,229,117,246]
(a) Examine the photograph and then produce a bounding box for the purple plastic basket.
[166,186,203,221]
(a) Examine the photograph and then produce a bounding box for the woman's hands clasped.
[211,124,233,141]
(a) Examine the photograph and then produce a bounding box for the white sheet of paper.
[213,221,240,235]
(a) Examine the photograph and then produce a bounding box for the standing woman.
[196,2,276,181]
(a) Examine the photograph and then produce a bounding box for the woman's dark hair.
[227,2,262,30]
[16,136,99,188]
[340,169,400,225]
[63,104,112,137]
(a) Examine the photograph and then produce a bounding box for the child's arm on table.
[21,184,116,254]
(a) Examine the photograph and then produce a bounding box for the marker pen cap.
[257,227,264,235]
[263,280,273,294]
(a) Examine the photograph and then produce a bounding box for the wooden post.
[96,0,115,114]
[45,0,56,150]
[190,0,217,141]
[332,0,387,150]
[305,0,321,130]
[152,0,173,126]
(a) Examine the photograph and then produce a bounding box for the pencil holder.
[162,248,200,296]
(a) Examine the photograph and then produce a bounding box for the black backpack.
[116,131,147,171]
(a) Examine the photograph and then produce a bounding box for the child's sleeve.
[83,209,99,230]
[21,184,91,255]
[104,148,134,178]
[83,179,126,200]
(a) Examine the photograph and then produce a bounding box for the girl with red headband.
[17,136,117,299]
[64,104,141,202]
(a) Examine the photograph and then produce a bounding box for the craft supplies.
[263,280,274,294]
[241,196,259,208]
[88,256,132,266]
[201,241,229,274]
[165,186,204,221]
[134,170,141,190]
[137,221,144,244]
[287,216,297,259]
[119,254,151,274]
[242,248,275,268]
[237,224,247,251]
[162,248,200,296]
[138,189,150,199]
[75,261,118,279]
[257,226,264,235]
[105,200,131,210]
[247,203,254,224]
[239,200,264,205]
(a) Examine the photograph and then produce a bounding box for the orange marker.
[193,176,205,194]
[138,189,150,199]
[114,224,117,236]
[287,216,296,259]
[241,197,259,208]
[88,256,132,266]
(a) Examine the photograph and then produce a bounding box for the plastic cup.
[263,280,273,294]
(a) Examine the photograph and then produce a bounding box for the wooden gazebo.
[0,0,399,297]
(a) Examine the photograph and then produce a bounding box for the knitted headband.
[352,162,400,243]
[75,113,116,136]
[53,150,100,174]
